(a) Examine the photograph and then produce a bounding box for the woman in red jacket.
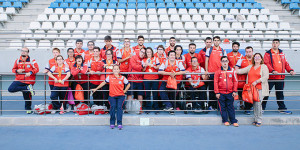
[71,55,88,105]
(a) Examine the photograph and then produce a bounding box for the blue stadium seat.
[83,0,91,3]
[98,3,107,9]
[215,3,223,8]
[79,3,88,9]
[138,0,145,3]
[91,0,99,2]
[165,0,173,3]
[13,2,22,8]
[110,0,118,3]
[220,0,228,3]
[101,0,109,3]
[228,0,236,3]
[290,3,300,9]
[119,0,127,3]
[195,3,204,8]
[128,0,136,3]
[234,3,242,9]
[176,2,185,8]
[19,0,29,3]
[205,3,214,9]
[253,3,263,9]
[224,3,232,9]
[137,3,146,9]
[70,3,79,8]
[192,0,200,3]
[183,0,191,3]
[237,0,246,3]
[65,0,73,3]
[243,3,253,9]
[246,0,256,3]
[186,2,195,8]
[49,2,59,8]
[292,0,300,3]
[128,3,136,9]
[55,0,64,3]
[147,0,155,3]
[108,3,117,9]
[174,0,182,3]
[88,3,98,9]
[157,3,165,8]
[201,0,209,3]
[118,3,127,9]
[1,2,12,8]
[210,0,219,3]
[166,2,175,8]
[156,0,164,3]
[74,0,82,3]
[281,0,289,4]
[147,3,156,8]
[60,2,70,8]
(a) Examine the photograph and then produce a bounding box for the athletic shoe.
[244,111,251,115]
[27,85,35,96]
[118,125,123,130]
[26,110,32,114]
[155,111,159,115]
[169,111,175,115]
[66,105,72,113]
[110,125,115,129]
[233,123,239,127]
[51,110,56,114]
[279,111,292,114]
[163,107,174,111]
[224,122,230,126]
[256,122,262,127]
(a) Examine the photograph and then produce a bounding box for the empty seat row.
[0,1,25,8]
[52,0,257,4]
[0,7,16,14]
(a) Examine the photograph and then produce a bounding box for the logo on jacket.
[27,65,30,68]
[229,74,232,78]
[119,81,122,84]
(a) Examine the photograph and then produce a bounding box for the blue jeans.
[262,81,286,110]
[108,96,125,125]
[8,81,32,110]
[188,85,207,109]
[144,79,159,111]
[159,82,180,108]
[50,86,68,110]
[218,93,238,123]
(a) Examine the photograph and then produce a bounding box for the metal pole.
[0,75,2,116]
[44,74,47,116]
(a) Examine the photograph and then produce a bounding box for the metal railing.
[0,72,299,115]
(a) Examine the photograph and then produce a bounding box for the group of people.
[8,35,296,129]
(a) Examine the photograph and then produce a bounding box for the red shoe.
[176,107,181,110]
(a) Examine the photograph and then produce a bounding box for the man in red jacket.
[8,47,39,114]
[263,39,296,114]
[214,56,238,127]
[132,35,146,55]
[127,48,146,111]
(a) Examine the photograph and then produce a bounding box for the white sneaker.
[27,85,35,96]
[51,110,56,114]
[66,105,72,113]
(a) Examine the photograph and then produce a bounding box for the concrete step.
[1,116,300,126]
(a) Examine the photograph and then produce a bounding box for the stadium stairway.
[259,0,300,30]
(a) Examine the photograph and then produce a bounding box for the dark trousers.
[90,83,101,106]
[188,85,207,109]
[108,96,125,125]
[263,81,287,110]
[144,80,159,111]
[50,86,68,110]
[208,75,217,109]
[8,81,32,110]
[238,88,253,110]
[159,81,180,108]
[99,84,110,108]
[49,84,54,90]
[71,82,89,105]
[218,93,238,124]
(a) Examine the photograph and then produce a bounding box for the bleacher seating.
[280,0,300,14]
[0,0,30,27]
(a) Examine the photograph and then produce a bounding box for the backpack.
[75,103,92,115]
[75,84,84,102]
[34,104,53,115]
[91,105,108,115]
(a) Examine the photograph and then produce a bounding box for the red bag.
[34,104,53,115]
[75,84,84,102]
[75,103,92,115]
[166,76,177,90]
[234,94,239,100]
[242,84,260,104]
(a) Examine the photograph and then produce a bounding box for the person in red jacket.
[263,39,296,114]
[71,55,89,105]
[165,37,176,55]
[87,47,102,106]
[74,39,85,58]
[117,38,135,78]
[184,43,202,69]
[235,46,254,115]
[132,35,146,55]
[8,47,39,114]
[65,48,75,71]
[154,45,167,65]
[214,56,239,127]
[227,42,243,69]
[100,35,118,61]
[84,41,95,62]
[127,48,146,112]
[43,48,60,90]
[199,37,212,68]
[47,55,71,114]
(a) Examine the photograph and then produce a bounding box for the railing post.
[0,75,2,116]
[44,74,47,116]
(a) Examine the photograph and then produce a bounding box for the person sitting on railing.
[74,39,85,58]
[47,55,71,115]
[43,48,60,90]
[91,65,131,130]
[235,46,254,115]
[87,47,102,106]
[158,51,186,115]
[214,56,239,127]
[71,55,89,105]
[65,48,75,71]
[127,48,146,114]
[8,47,39,114]
[142,47,160,115]
[236,53,269,127]
[117,38,135,78]
[132,35,146,55]
[263,39,296,114]
[100,35,118,61]
[205,36,227,111]
[186,57,208,112]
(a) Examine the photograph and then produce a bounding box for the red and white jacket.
[214,66,238,94]
[12,56,39,85]
[128,55,144,83]
[71,63,88,84]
